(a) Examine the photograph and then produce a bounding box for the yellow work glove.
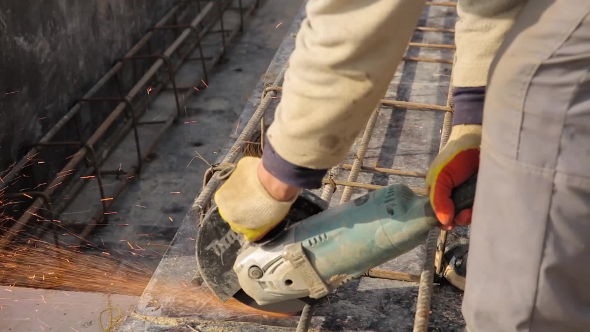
[425,124,481,230]
[213,157,299,242]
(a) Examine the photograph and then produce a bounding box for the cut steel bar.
[380,99,451,112]
[403,56,454,64]
[408,42,455,49]
[0,0,224,248]
[342,164,427,178]
[0,3,183,190]
[364,269,421,283]
[320,167,340,201]
[416,26,455,33]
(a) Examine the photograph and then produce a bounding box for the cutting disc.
[196,189,327,314]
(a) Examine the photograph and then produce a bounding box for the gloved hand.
[213,156,300,242]
[425,124,481,230]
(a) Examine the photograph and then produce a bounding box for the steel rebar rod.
[412,61,456,332]
[434,95,456,277]
[340,108,379,204]
[380,99,451,112]
[364,269,421,283]
[341,164,427,178]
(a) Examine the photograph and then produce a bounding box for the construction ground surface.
[1,0,469,331]
[119,1,468,331]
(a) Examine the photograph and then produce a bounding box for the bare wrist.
[257,162,300,202]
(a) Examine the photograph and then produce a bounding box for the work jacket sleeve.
[452,0,527,126]
[263,0,427,189]
[453,0,527,87]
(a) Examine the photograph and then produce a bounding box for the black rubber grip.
[423,174,478,222]
[451,174,477,214]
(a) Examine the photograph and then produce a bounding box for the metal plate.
[196,189,327,306]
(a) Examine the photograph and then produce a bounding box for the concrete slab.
[0,287,137,332]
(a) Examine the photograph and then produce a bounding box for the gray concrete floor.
[0,1,305,331]
[1,287,137,332]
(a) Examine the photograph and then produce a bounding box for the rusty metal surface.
[119,1,468,331]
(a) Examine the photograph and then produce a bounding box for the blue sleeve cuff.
[261,138,328,189]
[452,87,485,126]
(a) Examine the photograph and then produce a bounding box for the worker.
[214,0,590,331]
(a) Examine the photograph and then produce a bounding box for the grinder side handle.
[424,174,478,223]
[451,174,477,214]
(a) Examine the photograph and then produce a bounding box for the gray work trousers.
[463,0,590,331]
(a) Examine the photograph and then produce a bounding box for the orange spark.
[101,197,114,201]
[23,193,33,199]
[201,79,208,88]
[80,175,95,179]
[127,242,134,250]
[147,87,153,94]
[193,87,200,91]
[275,21,283,28]
[170,191,180,194]
[169,216,173,222]
[47,182,63,190]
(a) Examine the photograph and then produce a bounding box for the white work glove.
[213,157,299,242]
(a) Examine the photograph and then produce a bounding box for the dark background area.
[0,1,172,189]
